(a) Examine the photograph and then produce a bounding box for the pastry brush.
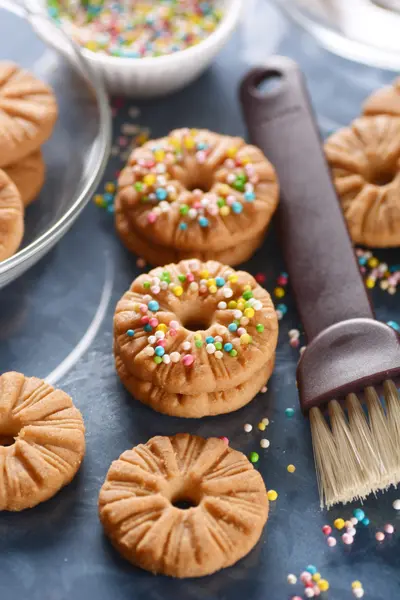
[240,57,400,508]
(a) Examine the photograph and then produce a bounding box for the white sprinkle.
[162,354,171,364]
[143,295,152,303]
[305,589,315,599]
[144,347,155,357]
[206,343,216,354]
[353,589,364,599]
[287,574,297,585]
[240,317,250,326]
[155,331,165,339]
[214,335,223,343]
[188,208,198,219]
[244,423,252,433]
[170,352,180,363]
[148,336,156,345]
[215,350,223,359]
[289,329,300,339]
[347,527,357,536]
[223,288,233,298]
[189,282,199,292]
[260,439,270,448]
[218,301,227,310]
[262,418,269,426]
[253,300,262,311]
[300,346,306,355]
[276,310,283,320]
[350,517,358,526]
[182,341,191,351]
[151,286,160,295]
[160,281,169,290]
[393,499,400,510]
[233,310,243,319]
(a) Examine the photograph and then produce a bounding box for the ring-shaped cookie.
[0,169,23,262]
[99,434,269,578]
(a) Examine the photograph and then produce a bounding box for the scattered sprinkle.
[285,408,295,418]
[260,438,270,449]
[267,489,278,501]
[384,523,394,534]
[287,464,296,473]
[375,531,385,542]
[393,499,400,510]
[342,533,354,545]
[249,451,259,464]
[287,574,297,585]
[317,580,329,592]
[322,525,332,535]
[334,518,345,530]
[244,423,252,433]
[352,581,363,589]
[327,536,337,547]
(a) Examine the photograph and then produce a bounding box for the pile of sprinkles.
[123,128,259,232]
[288,565,330,598]
[356,248,400,294]
[47,0,223,58]
[321,507,395,549]
[126,264,266,368]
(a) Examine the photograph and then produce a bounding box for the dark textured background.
[1,2,400,598]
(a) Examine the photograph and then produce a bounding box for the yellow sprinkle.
[240,333,252,345]
[334,518,345,530]
[287,464,296,473]
[173,286,183,297]
[194,333,202,340]
[190,128,198,136]
[312,573,321,582]
[318,580,329,592]
[154,149,165,162]
[220,206,230,216]
[228,301,237,309]
[206,279,216,287]
[237,300,245,310]
[143,174,156,186]
[352,581,362,589]
[218,184,231,195]
[258,422,266,431]
[267,490,278,501]
[243,284,251,291]
[184,137,195,149]
[274,287,285,298]
[366,278,375,289]
[200,270,209,279]
[105,182,116,193]
[226,147,238,158]
[156,324,167,333]
[368,257,379,268]
[209,285,217,294]
[244,307,255,318]
[94,194,105,206]
[169,137,181,148]
[228,274,238,283]
[85,41,98,51]
[241,156,251,165]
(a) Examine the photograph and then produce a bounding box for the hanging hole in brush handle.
[240,57,374,342]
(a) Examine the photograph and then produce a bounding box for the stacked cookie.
[326,77,400,248]
[113,259,278,418]
[0,62,58,262]
[115,128,279,266]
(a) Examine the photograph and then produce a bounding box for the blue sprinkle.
[353,508,365,521]
[206,336,214,344]
[358,257,367,265]
[198,216,209,227]
[223,343,233,352]
[244,191,255,202]
[306,565,317,575]
[388,320,400,332]
[148,300,159,312]
[126,329,135,337]
[179,222,188,230]
[144,324,152,332]
[361,517,370,526]
[156,188,168,201]
[155,346,165,357]
[106,205,115,214]
[215,277,225,287]
[228,323,238,332]
[104,193,114,204]
[277,303,287,315]
[232,202,243,214]
[197,142,208,150]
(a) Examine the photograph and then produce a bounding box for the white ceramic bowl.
[33,0,243,98]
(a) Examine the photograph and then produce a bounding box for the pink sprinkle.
[149,318,158,327]
[327,536,337,547]
[290,338,300,348]
[313,588,321,597]
[227,195,236,205]
[292,597,303,600]
[157,340,166,348]
[261,386,267,393]
[169,329,177,337]
[140,316,149,325]
[376,531,385,542]
[300,571,312,583]
[136,258,146,268]
[169,320,179,329]
[237,327,246,336]
[219,436,229,445]
[182,354,194,367]
[322,525,332,535]
[139,304,148,313]
[193,189,202,197]
[384,524,394,534]
[147,212,157,224]
[186,274,195,283]
[277,275,288,285]
[196,151,206,163]
[342,533,354,544]
[193,201,202,209]
[118,136,128,146]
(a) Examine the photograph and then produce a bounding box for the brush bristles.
[310,380,400,509]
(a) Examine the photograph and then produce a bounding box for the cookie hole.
[183,315,212,332]
[370,169,395,186]
[172,498,198,510]
[0,435,15,447]
[186,177,213,193]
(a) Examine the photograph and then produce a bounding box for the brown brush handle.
[240,57,374,341]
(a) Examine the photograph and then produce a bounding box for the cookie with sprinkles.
[113,259,278,417]
[115,128,279,266]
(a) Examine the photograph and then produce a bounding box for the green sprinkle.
[143,281,151,289]
[242,290,253,300]
[195,340,203,348]
[217,197,225,208]
[233,181,245,192]
[178,274,186,282]
[285,408,295,418]
[154,356,163,364]
[215,342,222,350]
[230,349,238,357]
[250,452,259,463]
[256,324,264,333]
[180,204,189,215]
[134,182,143,192]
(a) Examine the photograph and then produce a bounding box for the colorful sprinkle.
[244,423,252,433]
[249,451,259,463]
[384,523,394,534]
[334,518,345,530]
[287,574,297,584]
[287,464,296,473]
[260,438,270,449]
[267,490,278,501]
[327,537,337,547]
[375,531,385,542]
[285,408,295,418]
[322,525,332,535]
